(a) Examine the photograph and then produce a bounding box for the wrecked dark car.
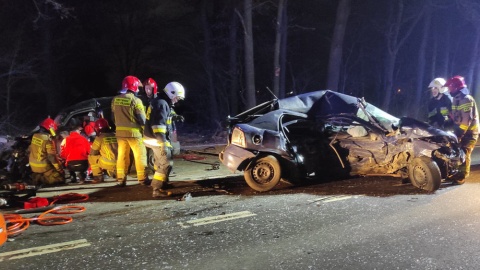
[219,90,465,192]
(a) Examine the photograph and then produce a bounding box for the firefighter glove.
[172,115,185,122]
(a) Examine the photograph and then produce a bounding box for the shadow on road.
[80,174,463,203]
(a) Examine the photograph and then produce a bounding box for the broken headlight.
[231,127,246,148]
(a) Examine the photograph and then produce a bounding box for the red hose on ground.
[4,193,88,237]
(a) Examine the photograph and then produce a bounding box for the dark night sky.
[1,0,479,132]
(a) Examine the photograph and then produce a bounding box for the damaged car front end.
[219,90,465,192]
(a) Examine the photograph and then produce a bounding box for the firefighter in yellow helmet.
[111,76,149,187]
[28,117,65,186]
[144,81,185,197]
[444,76,479,182]
[427,78,452,129]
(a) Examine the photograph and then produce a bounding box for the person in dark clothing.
[427,78,452,129]
[143,80,185,198]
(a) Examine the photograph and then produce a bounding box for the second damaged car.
[219,90,465,192]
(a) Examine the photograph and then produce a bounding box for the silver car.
[219,90,464,192]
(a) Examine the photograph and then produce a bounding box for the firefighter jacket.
[427,94,452,127]
[90,132,117,163]
[111,92,146,138]
[451,89,479,140]
[144,97,172,146]
[29,131,62,173]
[60,131,91,165]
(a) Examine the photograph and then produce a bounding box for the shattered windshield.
[363,103,399,132]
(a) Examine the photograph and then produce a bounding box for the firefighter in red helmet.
[111,75,149,187]
[444,76,479,183]
[88,118,118,184]
[28,117,65,186]
[144,78,158,100]
[144,81,185,198]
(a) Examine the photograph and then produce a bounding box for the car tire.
[408,156,441,192]
[244,155,282,192]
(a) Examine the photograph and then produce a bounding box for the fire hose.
[1,193,88,241]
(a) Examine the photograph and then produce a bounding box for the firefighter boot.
[151,179,172,198]
[115,177,127,187]
[92,175,104,184]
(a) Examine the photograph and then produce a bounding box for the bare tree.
[380,1,424,110]
[456,0,480,100]
[326,0,351,92]
[411,6,432,118]
[242,0,256,108]
[200,0,220,124]
[272,0,287,98]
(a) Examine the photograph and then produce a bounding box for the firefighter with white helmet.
[144,81,185,197]
[427,77,452,128]
[111,75,149,187]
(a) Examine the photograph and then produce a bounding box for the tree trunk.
[412,9,431,118]
[228,1,240,115]
[326,0,351,92]
[200,0,219,125]
[279,1,288,98]
[243,0,256,108]
[272,0,286,98]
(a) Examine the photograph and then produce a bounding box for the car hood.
[399,117,457,141]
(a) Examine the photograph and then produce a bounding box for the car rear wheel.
[408,156,441,192]
[244,155,281,192]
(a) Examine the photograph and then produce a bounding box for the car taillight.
[231,127,246,147]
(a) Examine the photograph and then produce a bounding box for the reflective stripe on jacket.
[452,91,479,137]
[144,97,171,144]
[29,132,61,173]
[90,132,117,163]
[111,92,146,138]
[427,94,452,126]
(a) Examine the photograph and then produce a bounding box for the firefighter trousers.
[88,155,116,177]
[459,133,478,177]
[116,137,147,181]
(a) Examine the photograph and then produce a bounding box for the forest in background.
[1,0,480,135]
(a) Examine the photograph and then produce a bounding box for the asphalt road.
[1,149,480,269]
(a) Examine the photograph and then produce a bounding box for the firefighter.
[60,118,91,184]
[144,80,185,198]
[111,75,149,187]
[28,117,65,186]
[444,75,479,180]
[427,78,452,129]
[83,112,97,142]
[88,118,118,184]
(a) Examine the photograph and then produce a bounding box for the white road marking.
[178,211,256,228]
[308,195,353,203]
[0,239,91,261]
